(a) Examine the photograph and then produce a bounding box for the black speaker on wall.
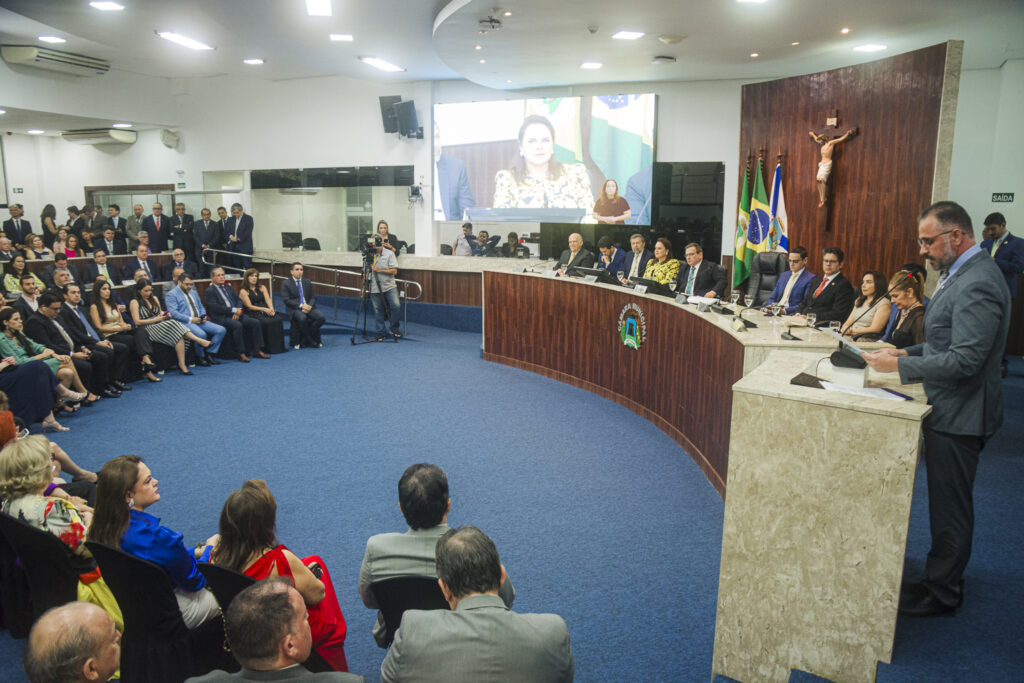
[395,100,423,139]
[379,95,402,134]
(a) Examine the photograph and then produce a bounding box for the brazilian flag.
[743,156,771,279]
[733,160,751,287]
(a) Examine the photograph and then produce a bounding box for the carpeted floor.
[0,322,1021,682]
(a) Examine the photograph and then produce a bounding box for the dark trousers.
[109,329,153,358]
[90,340,129,382]
[923,420,984,608]
[289,307,325,346]
[70,357,97,394]
[214,315,263,355]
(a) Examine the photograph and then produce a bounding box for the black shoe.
[114,381,132,391]
[142,361,157,372]
[195,357,211,367]
[898,591,958,618]
[207,357,221,365]
[391,330,403,339]
[79,399,94,407]
[375,335,384,342]
[180,369,194,376]
[101,388,122,399]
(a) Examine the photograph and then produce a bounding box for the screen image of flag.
[588,94,655,189]
[743,157,771,277]
[769,161,789,253]
[733,160,751,287]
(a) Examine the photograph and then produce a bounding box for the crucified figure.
[810,128,856,207]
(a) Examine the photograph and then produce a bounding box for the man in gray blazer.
[358,464,515,647]
[865,201,1011,618]
[381,526,573,683]
[187,580,363,682]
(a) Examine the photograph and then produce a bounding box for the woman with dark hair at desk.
[24,234,52,260]
[642,237,680,285]
[90,280,160,383]
[888,271,926,349]
[592,178,631,224]
[493,114,594,210]
[239,268,285,354]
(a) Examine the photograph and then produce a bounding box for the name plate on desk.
[583,274,599,284]
[675,293,689,305]
[634,284,648,295]
[543,270,559,278]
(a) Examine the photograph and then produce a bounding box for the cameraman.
[368,235,402,340]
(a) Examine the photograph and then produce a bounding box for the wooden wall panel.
[739,43,949,284]
[483,272,744,495]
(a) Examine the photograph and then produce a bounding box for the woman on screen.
[493,115,594,210]
[642,238,680,285]
[592,179,631,224]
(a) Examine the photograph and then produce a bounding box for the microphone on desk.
[828,271,913,368]
[781,325,801,341]
[731,307,759,331]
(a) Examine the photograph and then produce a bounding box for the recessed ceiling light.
[853,44,887,52]
[156,32,214,50]
[89,1,124,10]
[791,42,800,46]
[112,123,132,128]
[737,0,768,3]
[27,130,44,135]
[306,0,332,17]
[475,44,482,50]
[504,11,511,16]
[479,59,486,64]
[506,79,512,84]
[243,58,264,65]
[38,36,66,44]
[750,52,759,58]
[841,27,850,34]
[581,62,602,69]
[612,31,645,40]
[359,56,405,73]
[0,109,6,115]
[329,34,353,42]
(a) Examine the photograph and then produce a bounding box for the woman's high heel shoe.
[42,416,69,432]
[146,371,162,383]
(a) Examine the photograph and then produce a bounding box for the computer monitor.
[629,276,675,298]
[573,266,622,285]
[281,232,303,249]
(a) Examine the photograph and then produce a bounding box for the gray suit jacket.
[380,594,573,683]
[187,664,363,681]
[898,248,1010,437]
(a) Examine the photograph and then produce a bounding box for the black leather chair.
[302,238,321,251]
[0,522,32,637]
[745,251,789,307]
[369,576,449,648]
[439,244,453,255]
[196,562,333,673]
[0,512,79,622]
[85,541,236,682]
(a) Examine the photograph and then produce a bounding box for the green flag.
[733,160,751,288]
[744,156,772,279]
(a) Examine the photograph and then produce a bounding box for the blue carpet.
[0,326,1021,682]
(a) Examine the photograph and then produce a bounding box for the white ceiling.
[0,0,1022,132]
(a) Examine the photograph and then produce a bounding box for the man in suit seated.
[41,253,82,289]
[0,236,21,262]
[380,526,573,683]
[59,283,131,393]
[24,602,121,683]
[359,463,515,648]
[97,227,128,256]
[472,230,499,257]
[763,246,816,314]
[25,291,111,400]
[595,235,626,277]
[203,266,266,362]
[554,232,595,276]
[166,273,226,367]
[187,579,363,683]
[161,248,199,282]
[123,244,159,283]
[675,242,727,298]
[12,274,41,320]
[3,203,31,250]
[141,202,171,253]
[83,248,123,286]
[796,246,856,325]
[282,262,325,349]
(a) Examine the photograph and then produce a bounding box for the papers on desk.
[686,295,718,305]
[823,327,867,355]
[819,381,911,401]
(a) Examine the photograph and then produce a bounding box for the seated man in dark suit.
[186,579,364,683]
[675,242,727,298]
[358,463,515,648]
[97,227,128,256]
[59,283,130,394]
[796,246,856,324]
[41,253,82,289]
[24,602,122,683]
[83,248,123,286]
[161,248,199,282]
[595,235,626,277]
[0,236,22,262]
[203,267,266,362]
[11,274,41,321]
[281,262,325,349]
[123,244,159,283]
[380,526,573,683]
[621,233,653,283]
[763,246,817,314]
[25,291,108,401]
[554,232,595,275]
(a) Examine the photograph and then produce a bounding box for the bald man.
[554,232,594,276]
[24,602,121,683]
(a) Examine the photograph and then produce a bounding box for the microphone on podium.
[828,271,914,369]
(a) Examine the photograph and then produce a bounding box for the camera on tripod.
[361,234,383,265]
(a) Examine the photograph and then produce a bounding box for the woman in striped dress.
[128,279,212,376]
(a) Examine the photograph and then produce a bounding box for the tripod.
[351,254,398,345]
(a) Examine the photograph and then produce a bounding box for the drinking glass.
[829,321,841,335]
[730,291,740,306]
[616,270,625,284]
[743,295,754,308]
[806,313,817,331]
[668,281,678,292]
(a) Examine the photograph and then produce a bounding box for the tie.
[107,240,114,253]
[186,292,200,318]
[14,220,20,238]
[813,277,828,298]
[936,269,950,290]
[629,254,640,278]
[297,279,305,305]
[218,284,232,308]
[52,319,75,352]
[780,272,799,307]
[142,261,152,279]
[75,307,100,341]
[154,216,160,232]
[685,266,697,295]
[100,264,110,281]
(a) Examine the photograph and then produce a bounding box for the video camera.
[361,234,383,266]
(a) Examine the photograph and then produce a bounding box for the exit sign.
[992,192,1014,203]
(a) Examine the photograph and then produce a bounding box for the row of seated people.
[450,223,532,257]
[0,442,574,682]
[0,261,328,432]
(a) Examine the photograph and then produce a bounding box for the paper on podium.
[823,327,867,355]
[687,295,718,305]
[820,380,910,401]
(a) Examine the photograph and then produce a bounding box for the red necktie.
[813,277,828,298]
[154,217,160,232]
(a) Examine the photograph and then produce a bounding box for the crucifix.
[809,109,858,208]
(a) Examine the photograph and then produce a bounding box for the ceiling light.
[329,34,353,42]
[479,59,486,64]
[853,44,887,52]
[27,130,44,135]
[504,11,512,16]
[737,0,768,3]
[612,31,645,40]
[791,42,800,46]
[475,45,482,50]
[506,80,512,84]
[89,1,125,9]
[38,36,66,44]
[359,56,405,72]
[841,27,850,34]
[750,52,759,58]
[112,123,132,128]
[581,62,602,69]
[157,32,214,50]
[306,0,332,16]
[0,109,6,115]
[651,55,676,64]
[243,58,264,65]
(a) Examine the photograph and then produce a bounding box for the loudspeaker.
[379,95,401,134]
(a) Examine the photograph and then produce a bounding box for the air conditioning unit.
[1,45,110,77]
[61,128,138,145]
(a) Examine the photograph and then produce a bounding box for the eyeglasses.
[917,229,956,247]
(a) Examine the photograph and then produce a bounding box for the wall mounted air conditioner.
[61,128,138,145]
[1,45,110,77]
